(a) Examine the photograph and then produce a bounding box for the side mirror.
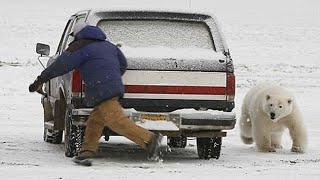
[36,43,50,56]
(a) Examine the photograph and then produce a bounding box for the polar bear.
[239,83,307,153]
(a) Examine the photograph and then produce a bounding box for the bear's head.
[263,94,293,122]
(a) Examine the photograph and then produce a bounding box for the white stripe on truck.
[123,70,226,87]
[124,93,226,100]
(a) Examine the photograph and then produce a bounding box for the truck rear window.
[98,20,215,50]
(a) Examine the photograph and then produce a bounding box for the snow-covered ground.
[1,0,320,179]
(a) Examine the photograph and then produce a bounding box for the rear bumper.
[71,108,236,133]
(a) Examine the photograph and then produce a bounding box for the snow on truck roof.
[75,8,219,19]
[80,8,220,25]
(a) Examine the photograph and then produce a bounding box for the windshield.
[98,20,215,51]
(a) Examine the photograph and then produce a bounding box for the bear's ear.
[288,99,292,104]
[266,95,271,100]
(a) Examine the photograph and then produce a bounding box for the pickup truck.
[35,9,236,160]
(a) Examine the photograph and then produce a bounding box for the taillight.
[72,69,82,92]
[226,73,235,100]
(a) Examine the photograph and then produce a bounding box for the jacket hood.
[75,25,107,41]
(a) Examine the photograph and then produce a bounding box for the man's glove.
[29,76,44,93]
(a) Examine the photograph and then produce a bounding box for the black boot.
[147,133,163,161]
[72,150,95,166]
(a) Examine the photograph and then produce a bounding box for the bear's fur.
[239,83,307,153]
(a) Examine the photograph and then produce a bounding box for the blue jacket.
[39,25,127,106]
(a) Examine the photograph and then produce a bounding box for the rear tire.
[197,137,222,159]
[43,128,63,144]
[167,136,187,148]
[64,107,85,157]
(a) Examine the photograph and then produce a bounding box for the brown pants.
[81,97,154,153]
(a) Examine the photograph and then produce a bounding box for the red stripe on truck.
[125,85,226,95]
